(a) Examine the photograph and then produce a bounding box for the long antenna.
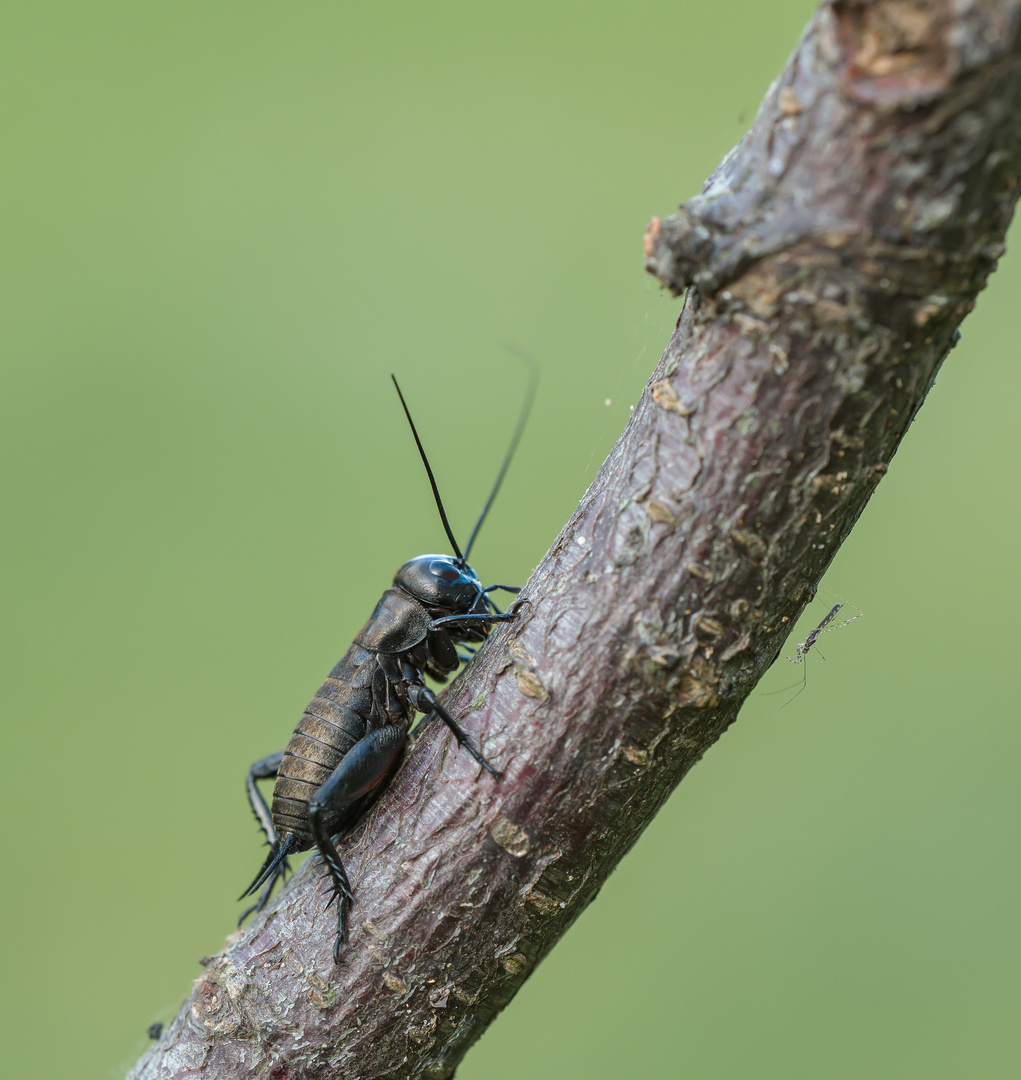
[391,374,464,562]
[463,347,539,561]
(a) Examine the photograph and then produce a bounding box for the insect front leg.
[430,609,520,631]
[307,725,407,963]
[482,583,521,615]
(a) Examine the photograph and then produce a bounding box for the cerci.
[239,370,536,963]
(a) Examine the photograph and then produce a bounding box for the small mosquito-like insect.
[765,595,863,710]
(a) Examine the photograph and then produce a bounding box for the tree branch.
[131,2,1021,1077]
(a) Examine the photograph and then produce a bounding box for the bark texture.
[131,2,1021,1077]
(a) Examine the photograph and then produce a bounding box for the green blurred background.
[3,2,1019,1077]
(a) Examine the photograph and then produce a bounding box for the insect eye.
[430,561,462,584]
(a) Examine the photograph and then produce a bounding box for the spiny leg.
[409,685,498,775]
[307,725,407,963]
[245,749,285,845]
[238,749,288,924]
[238,832,297,925]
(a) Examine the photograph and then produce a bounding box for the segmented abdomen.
[271,672,367,847]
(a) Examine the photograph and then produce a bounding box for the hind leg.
[239,750,287,924]
[245,750,285,843]
[238,832,298,925]
[307,725,407,962]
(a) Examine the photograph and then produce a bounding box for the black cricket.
[239,370,536,962]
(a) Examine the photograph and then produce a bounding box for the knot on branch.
[645,0,1021,300]
[643,210,716,296]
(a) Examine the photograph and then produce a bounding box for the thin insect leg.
[480,588,529,617]
[762,638,812,701]
[765,666,809,707]
[456,636,480,660]
[761,654,811,711]
[764,641,832,710]
[411,685,498,775]
[813,592,865,633]
[238,833,298,924]
[431,610,518,629]
[238,859,291,926]
[238,749,290,923]
[762,658,809,699]
[245,749,286,846]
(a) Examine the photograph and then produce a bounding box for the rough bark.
[131,2,1021,1077]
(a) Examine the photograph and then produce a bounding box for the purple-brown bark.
[131,2,1021,1077]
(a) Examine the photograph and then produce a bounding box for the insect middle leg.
[407,684,498,775]
[307,724,408,963]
